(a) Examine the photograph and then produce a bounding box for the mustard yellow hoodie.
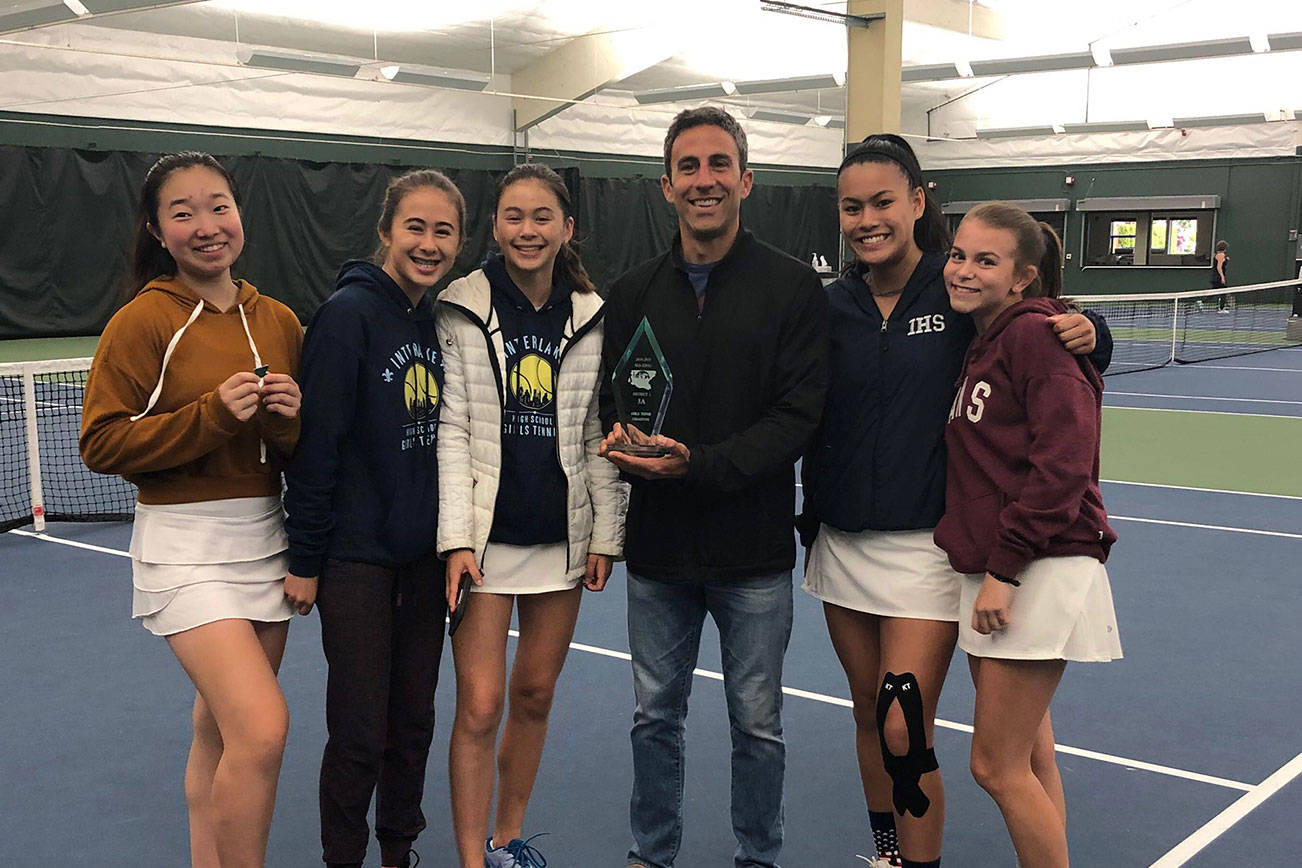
[80,276,303,504]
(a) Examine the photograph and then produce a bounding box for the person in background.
[283,169,466,868]
[798,135,1111,868]
[937,201,1121,868]
[1211,240,1229,312]
[599,106,829,868]
[438,162,625,868]
[81,151,303,867]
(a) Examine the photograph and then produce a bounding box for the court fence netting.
[1073,277,1302,374]
[1,358,135,533]
[2,278,1301,532]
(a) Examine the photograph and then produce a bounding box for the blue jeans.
[626,571,794,868]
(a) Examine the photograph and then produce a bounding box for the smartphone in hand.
[448,570,472,637]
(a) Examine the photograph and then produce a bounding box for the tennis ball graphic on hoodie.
[404,361,440,420]
[509,352,555,410]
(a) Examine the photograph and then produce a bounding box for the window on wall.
[1085,210,1214,267]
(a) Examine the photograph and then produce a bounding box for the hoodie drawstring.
[130,299,205,423]
[237,302,268,464]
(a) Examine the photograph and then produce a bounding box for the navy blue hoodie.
[284,260,444,576]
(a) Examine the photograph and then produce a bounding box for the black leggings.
[317,554,447,866]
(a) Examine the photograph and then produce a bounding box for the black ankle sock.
[869,810,900,863]
[901,859,940,868]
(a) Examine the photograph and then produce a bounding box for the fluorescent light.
[733,73,844,95]
[813,115,845,129]
[975,125,1058,139]
[1267,31,1302,51]
[749,108,814,125]
[1110,37,1252,65]
[0,3,76,33]
[62,0,91,15]
[1090,44,1113,67]
[633,81,737,104]
[1061,120,1150,133]
[379,65,489,91]
[901,63,961,82]
[1172,113,1267,128]
[236,48,361,78]
[759,0,883,29]
[969,52,1094,76]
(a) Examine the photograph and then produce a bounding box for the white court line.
[1104,406,1301,420]
[1149,752,1302,867]
[1110,515,1302,540]
[10,530,1259,795]
[1101,479,1302,501]
[521,634,1257,793]
[1109,392,1302,406]
[9,528,130,557]
[1191,365,1302,373]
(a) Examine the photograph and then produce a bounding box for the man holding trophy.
[600,107,829,868]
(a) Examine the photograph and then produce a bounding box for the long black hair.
[494,163,597,294]
[125,152,240,301]
[838,133,950,253]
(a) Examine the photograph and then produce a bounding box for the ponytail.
[554,239,597,295]
[963,202,1063,298]
[495,162,598,294]
[839,133,950,253]
[124,151,240,305]
[1033,221,1063,299]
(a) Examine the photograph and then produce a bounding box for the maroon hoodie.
[934,296,1116,578]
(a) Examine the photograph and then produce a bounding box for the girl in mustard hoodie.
[81,152,303,867]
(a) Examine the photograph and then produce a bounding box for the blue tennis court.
[1,348,1299,866]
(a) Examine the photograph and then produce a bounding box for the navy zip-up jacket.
[284,260,444,576]
[799,251,1112,543]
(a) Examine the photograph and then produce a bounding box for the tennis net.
[1,358,136,533]
[1073,278,1302,375]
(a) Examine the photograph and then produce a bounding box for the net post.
[21,370,45,532]
[1169,298,1180,366]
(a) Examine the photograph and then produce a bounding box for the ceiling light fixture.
[1110,36,1252,65]
[749,108,815,125]
[1171,112,1268,127]
[0,3,77,33]
[1267,31,1302,51]
[733,73,845,95]
[759,0,883,29]
[975,125,1059,139]
[633,81,738,104]
[969,51,1094,76]
[379,64,489,91]
[1061,120,1150,133]
[236,47,361,78]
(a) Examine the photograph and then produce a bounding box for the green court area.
[0,337,100,363]
[1101,406,1302,497]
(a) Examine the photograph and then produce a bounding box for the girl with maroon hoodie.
[936,202,1121,867]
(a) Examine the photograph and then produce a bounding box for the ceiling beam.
[511,26,678,132]
[904,0,1003,40]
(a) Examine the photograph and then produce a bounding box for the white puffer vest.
[435,269,626,576]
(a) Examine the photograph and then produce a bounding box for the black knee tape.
[875,671,939,818]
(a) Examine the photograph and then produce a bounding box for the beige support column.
[846,0,904,141]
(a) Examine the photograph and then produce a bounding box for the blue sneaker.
[483,834,549,867]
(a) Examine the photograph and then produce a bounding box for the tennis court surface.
[1,344,1299,866]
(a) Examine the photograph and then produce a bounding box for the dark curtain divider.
[0,145,836,338]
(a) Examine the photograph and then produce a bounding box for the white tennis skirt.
[476,541,582,595]
[130,495,293,637]
[803,525,963,622]
[958,556,1122,663]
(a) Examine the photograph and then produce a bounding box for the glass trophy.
[609,316,673,457]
